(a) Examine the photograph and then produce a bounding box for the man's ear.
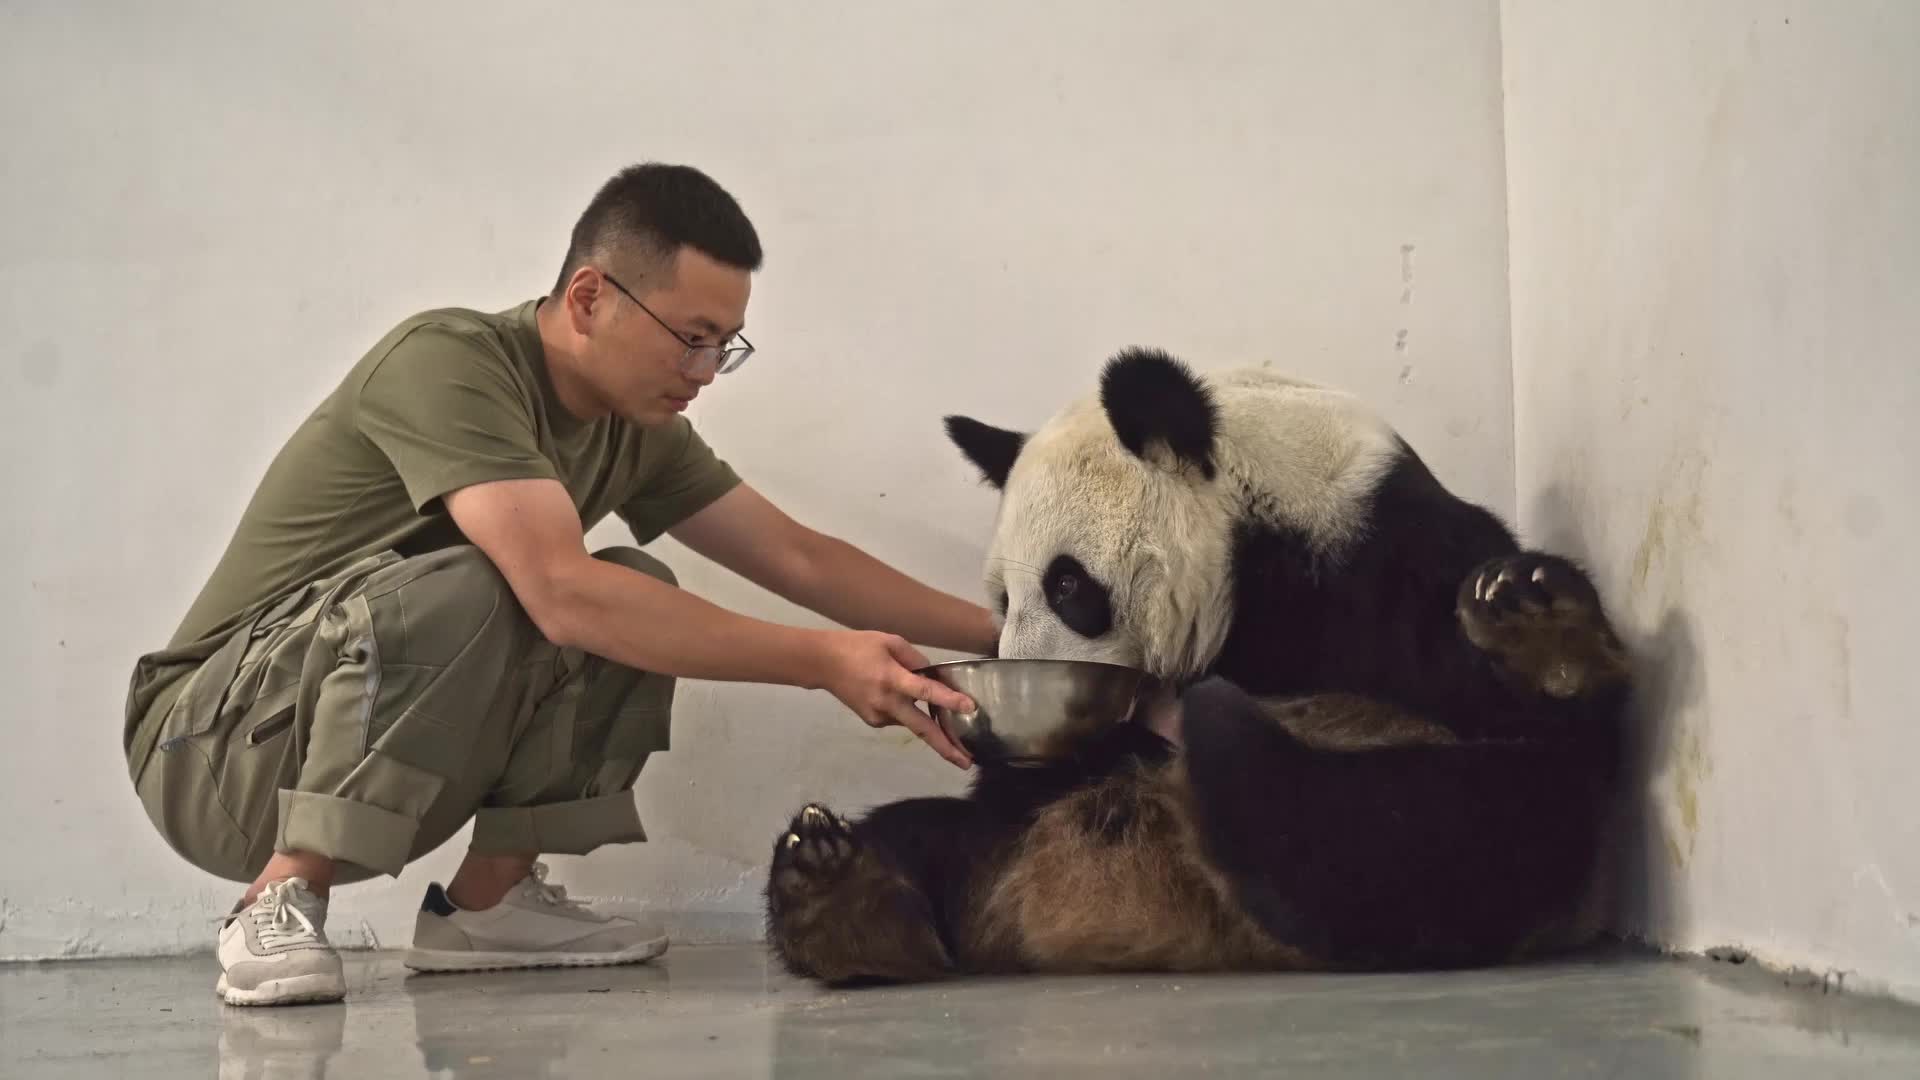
[944,416,1025,489]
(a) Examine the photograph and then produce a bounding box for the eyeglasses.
[600,270,756,376]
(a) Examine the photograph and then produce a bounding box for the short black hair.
[552,163,763,295]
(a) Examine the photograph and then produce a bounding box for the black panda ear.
[1100,347,1219,480]
[944,415,1026,490]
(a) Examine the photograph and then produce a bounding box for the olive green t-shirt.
[165,297,741,652]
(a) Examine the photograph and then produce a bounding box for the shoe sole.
[216,971,346,1007]
[402,935,669,973]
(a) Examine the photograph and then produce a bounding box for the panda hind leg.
[1456,553,1630,704]
[763,804,953,986]
[1180,676,1606,969]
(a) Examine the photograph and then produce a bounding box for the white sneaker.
[215,878,345,1007]
[403,862,669,972]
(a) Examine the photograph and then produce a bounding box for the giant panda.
[763,348,1631,985]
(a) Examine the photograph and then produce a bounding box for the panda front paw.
[1457,554,1627,700]
[1462,554,1599,622]
[770,804,859,900]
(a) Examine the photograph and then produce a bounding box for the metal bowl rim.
[914,658,1151,678]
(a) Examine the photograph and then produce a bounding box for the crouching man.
[123,163,993,1006]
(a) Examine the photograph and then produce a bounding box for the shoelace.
[216,880,323,949]
[522,862,590,913]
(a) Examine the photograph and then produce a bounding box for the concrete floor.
[4,944,1918,1078]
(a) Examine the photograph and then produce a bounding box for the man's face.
[585,247,751,426]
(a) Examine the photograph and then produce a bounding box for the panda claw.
[773,802,859,887]
[1457,554,1626,697]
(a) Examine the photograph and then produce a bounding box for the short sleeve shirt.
[164,298,740,652]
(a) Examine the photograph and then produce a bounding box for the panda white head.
[945,347,1400,681]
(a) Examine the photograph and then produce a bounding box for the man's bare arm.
[668,484,999,655]
[443,476,976,766]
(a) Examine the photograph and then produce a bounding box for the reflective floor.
[4,944,1918,1078]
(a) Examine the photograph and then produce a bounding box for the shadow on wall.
[1526,484,1708,948]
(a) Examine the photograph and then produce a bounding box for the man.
[122,163,997,1007]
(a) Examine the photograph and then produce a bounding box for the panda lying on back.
[764,349,1631,984]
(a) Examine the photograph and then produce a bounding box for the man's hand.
[814,631,978,769]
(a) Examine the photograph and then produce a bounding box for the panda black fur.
[763,348,1631,984]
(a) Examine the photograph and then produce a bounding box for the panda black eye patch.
[1042,555,1113,639]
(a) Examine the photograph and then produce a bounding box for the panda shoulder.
[1207,366,1406,495]
[1207,366,1330,395]
[1208,368,1397,440]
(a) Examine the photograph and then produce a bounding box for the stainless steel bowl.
[917,658,1157,765]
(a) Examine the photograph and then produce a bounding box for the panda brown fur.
[763,348,1631,985]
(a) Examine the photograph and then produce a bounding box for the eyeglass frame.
[599,269,756,376]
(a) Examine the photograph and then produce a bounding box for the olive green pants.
[127,545,674,886]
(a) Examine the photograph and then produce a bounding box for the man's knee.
[363,545,531,664]
[383,545,675,660]
[425,544,516,594]
[593,545,678,588]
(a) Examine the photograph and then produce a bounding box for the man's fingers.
[878,636,976,712]
[885,698,973,769]
[895,671,975,714]
[886,636,933,671]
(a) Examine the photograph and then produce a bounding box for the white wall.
[1502,1,1920,1002]
[0,1,1515,958]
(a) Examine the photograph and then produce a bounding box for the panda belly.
[969,763,1311,974]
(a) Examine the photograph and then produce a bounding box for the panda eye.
[1042,555,1113,639]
